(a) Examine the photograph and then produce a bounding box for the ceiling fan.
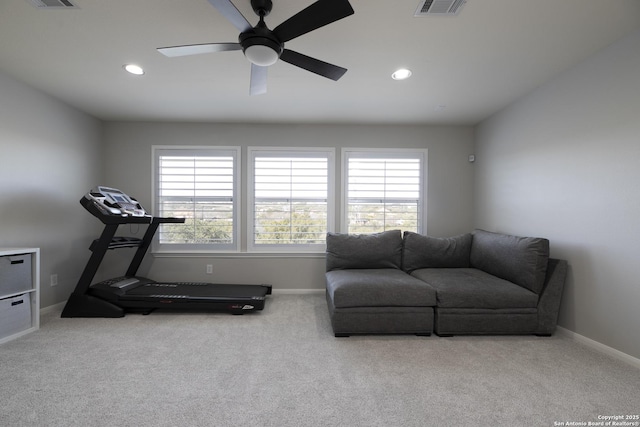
[157,0,355,95]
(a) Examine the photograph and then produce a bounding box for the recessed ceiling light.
[391,68,412,80]
[123,64,144,75]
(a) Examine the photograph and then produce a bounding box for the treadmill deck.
[89,276,272,313]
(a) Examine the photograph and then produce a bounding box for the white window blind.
[249,148,334,251]
[343,149,426,234]
[154,147,239,252]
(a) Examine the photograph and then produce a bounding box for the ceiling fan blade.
[157,43,242,58]
[280,49,347,81]
[273,0,354,43]
[206,0,252,32]
[250,64,268,95]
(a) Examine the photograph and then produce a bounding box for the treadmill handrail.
[70,192,186,294]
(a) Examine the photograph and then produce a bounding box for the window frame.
[247,147,335,253]
[341,148,428,235]
[152,146,241,253]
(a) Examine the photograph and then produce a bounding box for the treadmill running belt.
[126,282,267,299]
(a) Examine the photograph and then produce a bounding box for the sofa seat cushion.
[326,269,437,308]
[410,268,538,309]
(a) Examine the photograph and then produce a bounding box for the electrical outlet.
[206,264,213,274]
[50,274,58,286]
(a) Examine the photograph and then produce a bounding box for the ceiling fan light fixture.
[240,29,283,67]
[244,44,279,66]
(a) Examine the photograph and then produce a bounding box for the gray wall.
[102,122,475,289]
[0,70,103,308]
[474,30,640,359]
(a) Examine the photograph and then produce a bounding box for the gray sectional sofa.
[325,229,567,337]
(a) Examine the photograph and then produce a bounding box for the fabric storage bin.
[0,294,32,337]
[0,254,32,295]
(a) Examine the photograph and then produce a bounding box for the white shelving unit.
[0,248,40,344]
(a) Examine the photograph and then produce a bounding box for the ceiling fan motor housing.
[239,23,283,54]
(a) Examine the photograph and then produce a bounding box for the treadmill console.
[84,186,150,218]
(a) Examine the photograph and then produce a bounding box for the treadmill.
[61,186,271,318]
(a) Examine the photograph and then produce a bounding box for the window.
[153,147,240,252]
[342,149,427,234]
[152,146,425,253]
[248,148,335,252]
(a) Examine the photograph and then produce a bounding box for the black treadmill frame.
[61,193,271,318]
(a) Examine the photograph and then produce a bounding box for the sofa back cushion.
[402,232,472,272]
[470,229,549,294]
[326,230,403,272]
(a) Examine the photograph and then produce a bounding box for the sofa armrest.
[536,258,568,335]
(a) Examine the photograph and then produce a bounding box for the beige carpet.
[1,293,638,427]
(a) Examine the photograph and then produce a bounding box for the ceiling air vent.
[415,0,467,16]
[28,0,78,8]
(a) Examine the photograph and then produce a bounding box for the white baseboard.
[40,301,65,315]
[556,326,640,369]
[271,288,324,295]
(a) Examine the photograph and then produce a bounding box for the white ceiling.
[1,0,639,125]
